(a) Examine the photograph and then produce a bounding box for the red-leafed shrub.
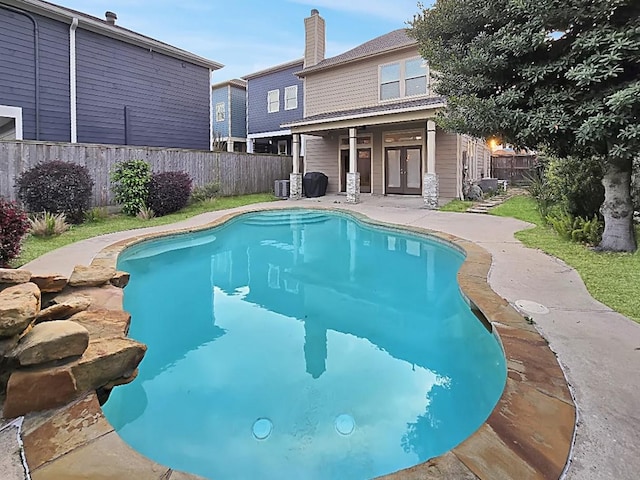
[15,161,94,224]
[146,171,193,217]
[0,198,30,267]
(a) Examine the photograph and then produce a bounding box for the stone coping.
[21,207,576,480]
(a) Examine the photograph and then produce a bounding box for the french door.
[340,149,372,193]
[385,146,422,194]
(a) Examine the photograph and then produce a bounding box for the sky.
[55,0,430,83]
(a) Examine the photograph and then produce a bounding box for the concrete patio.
[13,194,640,479]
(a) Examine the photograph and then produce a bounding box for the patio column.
[247,138,254,153]
[423,119,439,209]
[290,133,303,200]
[346,127,360,204]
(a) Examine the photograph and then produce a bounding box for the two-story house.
[284,9,490,207]
[0,0,222,150]
[243,59,304,157]
[212,79,247,152]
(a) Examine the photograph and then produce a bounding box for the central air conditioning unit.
[274,179,290,199]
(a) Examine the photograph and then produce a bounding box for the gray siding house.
[212,79,247,152]
[243,59,304,156]
[0,0,223,149]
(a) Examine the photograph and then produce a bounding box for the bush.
[547,210,603,246]
[0,199,30,267]
[28,211,70,237]
[84,206,109,223]
[190,182,220,204]
[110,160,151,216]
[146,171,192,216]
[15,161,94,224]
[546,155,604,219]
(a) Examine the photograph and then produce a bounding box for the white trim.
[0,105,23,140]
[209,69,214,151]
[283,102,445,129]
[247,129,292,139]
[267,89,280,113]
[378,56,429,103]
[227,85,232,137]
[69,17,78,143]
[284,85,298,110]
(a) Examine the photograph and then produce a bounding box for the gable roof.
[211,78,247,90]
[297,29,416,76]
[4,0,224,70]
[242,58,304,80]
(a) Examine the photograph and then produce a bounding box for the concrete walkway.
[22,195,640,479]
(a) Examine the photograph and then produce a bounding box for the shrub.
[84,206,109,223]
[28,211,70,237]
[190,182,221,204]
[136,204,155,220]
[525,161,557,221]
[15,161,94,224]
[547,210,603,246]
[0,198,30,267]
[147,171,192,217]
[110,160,151,216]
[546,155,604,219]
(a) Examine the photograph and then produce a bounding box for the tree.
[409,0,639,251]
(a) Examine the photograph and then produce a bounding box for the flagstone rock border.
[16,207,575,480]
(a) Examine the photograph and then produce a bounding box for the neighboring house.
[212,78,247,152]
[0,0,223,150]
[243,59,304,156]
[283,9,491,206]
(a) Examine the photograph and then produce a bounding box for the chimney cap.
[311,8,319,15]
[105,11,117,25]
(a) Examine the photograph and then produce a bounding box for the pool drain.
[252,418,272,440]
[335,414,355,436]
[514,299,549,315]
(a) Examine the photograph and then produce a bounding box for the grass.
[491,195,640,323]
[15,193,276,266]
[439,199,474,212]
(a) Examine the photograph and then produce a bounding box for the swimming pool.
[103,209,506,479]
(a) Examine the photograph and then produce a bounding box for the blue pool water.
[103,210,506,480]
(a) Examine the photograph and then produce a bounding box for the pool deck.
[10,194,640,479]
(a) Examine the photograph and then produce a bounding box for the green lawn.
[491,195,640,323]
[439,199,474,212]
[15,193,276,266]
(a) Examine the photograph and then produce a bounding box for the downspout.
[0,3,40,140]
[209,69,214,151]
[69,17,78,143]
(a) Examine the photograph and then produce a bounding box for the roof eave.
[242,58,305,80]
[295,42,418,77]
[5,0,224,70]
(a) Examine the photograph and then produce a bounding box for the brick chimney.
[105,11,117,25]
[304,9,325,68]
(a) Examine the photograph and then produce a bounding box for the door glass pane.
[406,148,422,189]
[381,82,400,100]
[406,76,427,96]
[386,150,401,188]
[358,149,371,192]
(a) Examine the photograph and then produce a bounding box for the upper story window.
[284,85,298,110]
[379,57,429,101]
[215,102,225,122]
[267,89,280,113]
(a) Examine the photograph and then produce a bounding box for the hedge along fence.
[0,141,292,206]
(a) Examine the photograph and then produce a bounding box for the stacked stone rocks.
[0,266,146,419]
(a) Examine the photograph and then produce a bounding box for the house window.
[277,140,288,155]
[379,58,428,101]
[215,102,225,122]
[267,89,280,113]
[284,85,298,110]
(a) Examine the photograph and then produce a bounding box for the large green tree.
[410,0,639,251]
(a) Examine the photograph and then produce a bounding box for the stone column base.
[423,173,439,209]
[346,172,361,204]
[289,173,303,200]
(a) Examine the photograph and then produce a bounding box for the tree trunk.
[598,158,637,252]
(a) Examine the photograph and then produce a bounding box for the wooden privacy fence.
[490,154,538,185]
[0,141,292,205]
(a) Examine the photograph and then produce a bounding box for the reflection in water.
[104,211,506,480]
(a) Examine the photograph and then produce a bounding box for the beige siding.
[305,47,439,117]
[435,129,459,201]
[304,136,339,193]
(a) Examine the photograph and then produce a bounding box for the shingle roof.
[242,58,304,80]
[297,29,416,76]
[282,96,445,128]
